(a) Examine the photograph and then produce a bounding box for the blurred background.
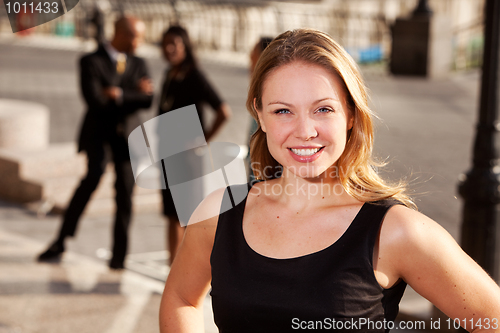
[0,0,486,69]
[0,0,492,332]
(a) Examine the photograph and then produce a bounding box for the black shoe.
[37,242,64,262]
[109,260,125,270]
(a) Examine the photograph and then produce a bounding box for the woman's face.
[257,61,353,179]
[162,33,186,66]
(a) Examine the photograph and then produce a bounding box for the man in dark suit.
[38,16,153,269]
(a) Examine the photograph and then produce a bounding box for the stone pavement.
[0,203,218,333]
[0,33,485,332]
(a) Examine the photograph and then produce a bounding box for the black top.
[158,66,223,217]
[211,184,407,333]
[158,66,222,131]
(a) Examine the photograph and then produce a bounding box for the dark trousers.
[56,135,135,265]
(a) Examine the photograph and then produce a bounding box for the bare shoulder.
[186,183,251,237]
[381,205,451,247]
[188,187,227,227]
[384,204,433,226]
[379,204,470,282]
[183,187,229,255]
[376,204,462,277]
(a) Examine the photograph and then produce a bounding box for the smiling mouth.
[289,147,324,156]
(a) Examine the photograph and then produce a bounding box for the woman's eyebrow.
[268,101,292,107]
[268,97,339,107]
[315,97,340,103]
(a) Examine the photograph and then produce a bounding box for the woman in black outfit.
[160,29,500,332]
[159,26,231,265]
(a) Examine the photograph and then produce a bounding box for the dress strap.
[347,200,401,266]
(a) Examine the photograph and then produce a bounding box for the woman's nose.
[294,115,318,141]
[166,44,176,54]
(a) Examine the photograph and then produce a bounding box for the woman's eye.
[317,107,334,113]
[274,109,290,114]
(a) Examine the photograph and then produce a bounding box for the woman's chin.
[284,166,329,179]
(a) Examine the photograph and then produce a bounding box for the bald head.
[111,16,146,54]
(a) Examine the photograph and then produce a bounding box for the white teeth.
[290,148,321,156]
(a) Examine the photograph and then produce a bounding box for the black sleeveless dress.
[210,184,407,333]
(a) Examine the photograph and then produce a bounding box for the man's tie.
[116,53,126,74]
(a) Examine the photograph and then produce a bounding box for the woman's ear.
[346,105,354,131]
[254,98,266,133]
[347,112,354,131]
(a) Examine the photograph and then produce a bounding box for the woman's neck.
[169,65,183,78]
[262,171,355,211]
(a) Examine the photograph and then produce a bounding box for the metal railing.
[0,0,485,71]
[111,0,391,63]
[0,0,392,64]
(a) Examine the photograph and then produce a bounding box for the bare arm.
[378,206,500,333]
[159,189,225,332]
[205,103,231,142]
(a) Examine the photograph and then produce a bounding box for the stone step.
[29,165,163,216]
[0,142,86,180]
[26,184,163,217]
[35,166,160,202]
[0,173,42,203]
[46,189,163,217]
[0,142,164,216]
[82,192,163,216]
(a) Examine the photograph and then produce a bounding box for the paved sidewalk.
[0,203,218,333]
[0,227,166,333]
[0,33,484,332]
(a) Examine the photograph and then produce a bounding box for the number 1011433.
[5,1,59,14]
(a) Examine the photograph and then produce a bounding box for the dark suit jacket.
[78,45,153,153]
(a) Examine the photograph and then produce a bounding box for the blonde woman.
[160,29,500,332]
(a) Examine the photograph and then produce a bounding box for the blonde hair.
[246,28,415,208]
